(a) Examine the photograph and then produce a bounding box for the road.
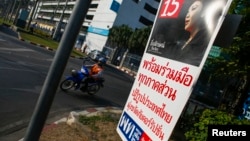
[0,27,135,141]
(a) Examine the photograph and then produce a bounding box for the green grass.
[19,29,58,49]
[78,112,120,132]
[18,28,85,57]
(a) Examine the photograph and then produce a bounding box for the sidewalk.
[18,106,123,141]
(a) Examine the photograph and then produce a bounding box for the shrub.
[184,109,250,141]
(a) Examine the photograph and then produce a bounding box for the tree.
[128,26,152,55]
[108,24,151,55]
[206,0,250,116]
[184,109,250,141]
[108,24,133,49]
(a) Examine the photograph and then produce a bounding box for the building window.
[139,16,153,26]
[89,4,98,8]
[86,15,94,20]
[144,3,157,15]
[132,0,140,4]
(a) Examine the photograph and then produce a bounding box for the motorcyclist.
[80,57,106,91]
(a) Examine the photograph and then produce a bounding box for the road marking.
[0,47,35,52]
[0,38,6,41]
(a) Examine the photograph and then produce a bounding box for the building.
[33,0,160,52]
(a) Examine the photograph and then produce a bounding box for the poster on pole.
[117,0,233,141]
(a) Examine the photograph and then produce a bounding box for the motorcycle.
[60,58,105,95]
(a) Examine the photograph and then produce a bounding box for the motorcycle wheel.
[87,84,100,95]
[60,79,75,91]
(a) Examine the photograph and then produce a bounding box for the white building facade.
[34,0,160,52]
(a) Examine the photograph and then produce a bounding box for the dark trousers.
[81,77,95,90]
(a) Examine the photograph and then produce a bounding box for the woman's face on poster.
[185,1,203,32]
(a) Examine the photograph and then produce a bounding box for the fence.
[102,46,142,75]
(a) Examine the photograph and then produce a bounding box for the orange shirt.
[90,64,103,75]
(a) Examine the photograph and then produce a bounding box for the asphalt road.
[0,25,135,141]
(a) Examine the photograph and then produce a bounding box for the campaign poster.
[117,0,233,141]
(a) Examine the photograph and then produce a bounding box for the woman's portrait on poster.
[146,0,226,66]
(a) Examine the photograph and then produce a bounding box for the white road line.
[0,47,34,52]
[0,38,6,41]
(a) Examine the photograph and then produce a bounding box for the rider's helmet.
[98,57,106,66]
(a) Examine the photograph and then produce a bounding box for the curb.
[17,32,55,52]
[47,106,123,128]
[113,66,137,78]
[18,106,123,141]
[120,67,137,77]
[17,32,86,61]
[67,106,122,126]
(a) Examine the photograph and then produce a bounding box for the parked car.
[88,49,107,61]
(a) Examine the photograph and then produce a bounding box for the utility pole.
[13,0,23,25]
[8,0,17,23]
[52,0,68,41]
[3,1,14,21]
[26,0,39,30]
[23,0,91,140]
[51,0,61,23]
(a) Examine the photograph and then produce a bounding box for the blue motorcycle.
[60,59,104,95]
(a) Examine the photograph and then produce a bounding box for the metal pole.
[33,0,40,21]
[13,0,22,25]
[3,1,14,21]
[51,0,61,23]
[8,0,17,22]
[53,0,68,41]
[23,0,91,141]
[27,0,39,30]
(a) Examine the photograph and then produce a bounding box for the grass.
[78,112,120,131]
[19,29,58,49]
[18,28,85,57]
